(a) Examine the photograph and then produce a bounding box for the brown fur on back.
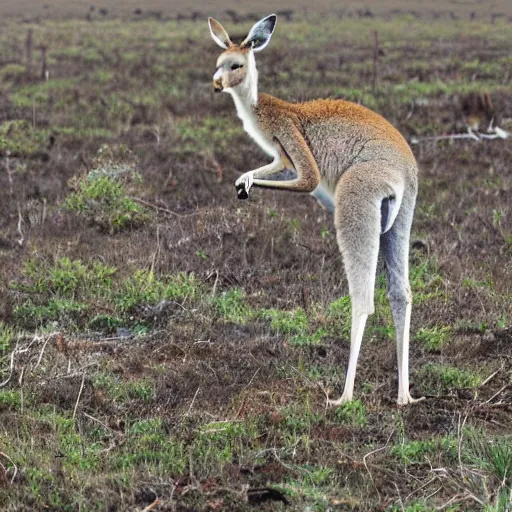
[255,93,415,163]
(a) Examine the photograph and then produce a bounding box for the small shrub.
[116,270,202,312]
[63,144,149,232]
[14,298,89,328]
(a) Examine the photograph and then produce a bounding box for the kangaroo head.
[208,14,277,94]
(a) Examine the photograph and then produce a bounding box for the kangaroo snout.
[213,68,223,92]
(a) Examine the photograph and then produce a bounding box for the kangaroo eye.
[230,63,243,71]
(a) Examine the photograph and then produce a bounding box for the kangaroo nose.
[213,69,223,92]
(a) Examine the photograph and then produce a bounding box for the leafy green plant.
[415,325,451,351]
[261,308,308,335]
[116,270,200,312]
[410,257,446,304]
[64,145,149,232]
[290,327,328,346]
[326,295,351,338]
[392,439,435,464]
[0,390,21,409]
[212,289,253,324]
[334,399,367,426]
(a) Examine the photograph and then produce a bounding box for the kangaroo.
[208,14,421,405]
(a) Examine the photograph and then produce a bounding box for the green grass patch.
[410,257,447,305]
[64,172,148,232]
[11,255,203,330]
[419,363,483,393]
[392,435,458,465]
[93,373,154,403]
[0,120,51,156]
[415,325,451,351]
[465,430,512,488]
[334,399,367,426]
[290,327,328,346]
[0,389,21,409]
[325,295,351,339]
[212,289,253,324]
[261,308,308,335]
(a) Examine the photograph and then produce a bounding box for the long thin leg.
[328,165,387,405]
[380,193,423,405]
[328,310,368,405]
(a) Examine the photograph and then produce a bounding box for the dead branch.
[411,127,510,145]
[72,372,86,421]
[0,452,18,484]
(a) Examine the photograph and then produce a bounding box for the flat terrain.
[1,0,512,21]
[0,11,511,512]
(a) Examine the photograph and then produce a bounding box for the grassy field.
[0,10,511,512]
[2,0,512,21]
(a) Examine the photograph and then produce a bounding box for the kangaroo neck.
[227,56,278,159]
[228,49,258,112]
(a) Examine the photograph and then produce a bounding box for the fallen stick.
[411,127,510,145]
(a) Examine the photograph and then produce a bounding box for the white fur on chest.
[231,92,278,159]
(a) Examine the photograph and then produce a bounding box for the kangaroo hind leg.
[328,165,393,406]
[380,192,423,405]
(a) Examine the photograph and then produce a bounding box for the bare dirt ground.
[0,6,511,512]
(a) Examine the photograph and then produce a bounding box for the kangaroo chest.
[231,92,279,160]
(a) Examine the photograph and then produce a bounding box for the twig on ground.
[411,128,509,145]
[83,412,122,436]
[73,372,86,421]
[34,332,58,370]
[150,224,161,274]
[478,369,500,389]
[394,482,406,512]
[0,344,17,388]
[53,361,100,380]
[128,196,199,218]
[185,387,200,417]
[0,452,18,484]
[17,204,24,246]
[457,412,469,479]
[485,384,509,404]
[363,427,396,500]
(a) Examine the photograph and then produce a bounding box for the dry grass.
[0,10,511,512]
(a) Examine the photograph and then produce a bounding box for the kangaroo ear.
[241,14,277,52]
[208,17,232,49]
